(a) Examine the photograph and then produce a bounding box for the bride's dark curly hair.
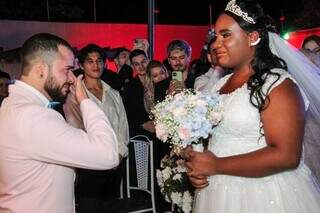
[224,0,287,112]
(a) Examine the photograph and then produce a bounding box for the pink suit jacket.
[0,81,119,213]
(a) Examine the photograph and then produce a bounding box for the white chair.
[73,135,155,213]
[125,135,156,213]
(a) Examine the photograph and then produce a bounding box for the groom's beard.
[44,74,70,104]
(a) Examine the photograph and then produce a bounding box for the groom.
[0,33,119,213]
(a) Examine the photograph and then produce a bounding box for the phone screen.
[134,39,144,49]
[172,71,183,81]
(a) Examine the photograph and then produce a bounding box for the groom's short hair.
[21,33,73,75]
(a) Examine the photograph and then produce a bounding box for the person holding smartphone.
[154,39,195,102]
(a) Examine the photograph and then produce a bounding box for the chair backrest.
[126,135,156,212]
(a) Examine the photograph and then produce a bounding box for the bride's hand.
[189,175,209,189]
[185,150,217,177]
[180,146,193,159]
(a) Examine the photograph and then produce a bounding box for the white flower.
[156,154,194,213]
[176,165,187,173]
[173,92,184,101]
[188,94,198,102]
[183,191,193,205]
[162,167,172,181]
[160,155,170,168]
[156,170,164,187]
[177,127,191,141]
[182,191,193,213]
[210,111,223,125]
[175,159,185,166]
[171,192,182,205]
[165,194,171,202]
[172,107,188,118]
[182,202,192,213]
[195,99,207,107]
[155,123,169,141]
[173,173,182,180]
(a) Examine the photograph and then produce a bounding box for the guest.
[73,59,120,91]
[300,35,320,68]
[63,44,129,213]
[0,33,119,213]
[123,49,154,137]
[146,60,168,84]
[301,35,320,52]
[114,48,133,94]
[0,70,10,106]
[300,48,320,68]
[183,0,320,212]
[155,39,194,102]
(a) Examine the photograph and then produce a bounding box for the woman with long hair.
[183,0,320,212]
[146,60,168,84]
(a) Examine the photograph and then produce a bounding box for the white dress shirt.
[0,80,119,213]
[64,80,129,157]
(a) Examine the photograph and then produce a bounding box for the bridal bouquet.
[156,154,194,213]
[151,89,223,152]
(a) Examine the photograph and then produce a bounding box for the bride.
[183,0,320,212]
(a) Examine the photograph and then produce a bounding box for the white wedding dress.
[194,69,320,213]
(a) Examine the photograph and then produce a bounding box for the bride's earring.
[250,37,261,46]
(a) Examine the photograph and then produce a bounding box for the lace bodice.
[208,68,297,157]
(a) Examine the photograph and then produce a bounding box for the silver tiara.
[225,0,256,24]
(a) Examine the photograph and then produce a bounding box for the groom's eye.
[222,32,231,38]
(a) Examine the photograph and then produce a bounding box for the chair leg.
[120,178,123,199]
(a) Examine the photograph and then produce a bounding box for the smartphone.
[172,71,183,82]
[134,39,144,49]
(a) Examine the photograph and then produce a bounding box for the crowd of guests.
[0,1,320,211]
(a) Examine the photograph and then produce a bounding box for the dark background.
[0,0,319,32]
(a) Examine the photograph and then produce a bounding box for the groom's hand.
[70,74,88,104]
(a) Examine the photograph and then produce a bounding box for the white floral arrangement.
[156,154,194,213]
[151,89,223,152]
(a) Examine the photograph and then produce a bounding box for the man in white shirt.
[63,44,129,212]
[0,33,119,213]
[194,37,227,93]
